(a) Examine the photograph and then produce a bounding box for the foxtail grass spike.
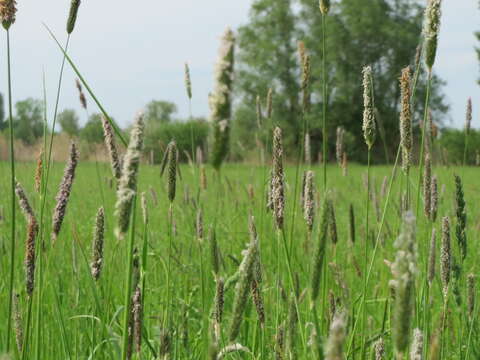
[410,328,424,360]
[91,207,105,281]
[132,286,142,354]
[324,310,347,360]
[15,181,36,221]
[423,0,442,71]
[441,216,451,298]
[114,112,144,239]
[399,66,412,173]
[141,192,148,225]
[34,149,43,193]
[66,0,81,34]
[362,66,376,149]
[266,88,273,118]
[389,211,417,357]
[210,28,235,170]
[164,141,178,203]
[75,78,87,110]
[272,127,285,229]
[305,132,312,165]
[184,62,192,100]
[304,170,315,234]
[209,226,220,277]
[101,114,122,181]
[0,0,16,30]
[51,142,79,242]
[466,97,472,133]
[25,218,38,296]
[454,174,467,261]
[319,0,330,15]
[374,338,385,360]
[228,232,257,341]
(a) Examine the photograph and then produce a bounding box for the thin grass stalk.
[280,228,307,353]
[361,149,371,357]
[44,24,127,146]
[5,28,16,353]
[121,196,137,360]
[321,12,328,190]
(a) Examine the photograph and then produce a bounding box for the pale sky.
[0,0,478,129]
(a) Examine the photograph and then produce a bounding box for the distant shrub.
[144,118,209,163]
[438,128,480,165]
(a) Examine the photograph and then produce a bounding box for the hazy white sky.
[0,0,478,129]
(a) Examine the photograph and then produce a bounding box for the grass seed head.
[319,0,330,15]
[362,66,376,149]
[115,113,144,239]
[324,309,347,360]
[51,142,79,242]
[465,97,472,133]
[303,170,315,233]
[441,216,451,298]
[91,207,105,281]
[454,174,467,260]
[410,328,424,360]
[399,66,412,173]
[272,127,285,229]
[210,28,235,170]
[430,175,438,221]
[0,0,16,30]
[66,0,81,34]
[266,88,273,118]
[423,0,442,70]
[184,62,192,100]
[101,115,122,181]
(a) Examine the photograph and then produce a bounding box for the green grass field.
[1,160,479,359]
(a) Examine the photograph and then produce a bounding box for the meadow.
[0,0,476,359]
[1,159,479,359]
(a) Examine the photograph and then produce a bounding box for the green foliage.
[144,100,178,126]
[235,0,449,162]
[144,119,209,163]
[58,109,80,137]
[13,98,44,145]
[438,128,480,165]
[80,113,104,144]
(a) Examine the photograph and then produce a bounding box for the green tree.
[234,0,299,154]
[235,0,448,162]
[14,98,44,144]
[58,109,80,137]
[80,113,104,144]
[144,100,178,127]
